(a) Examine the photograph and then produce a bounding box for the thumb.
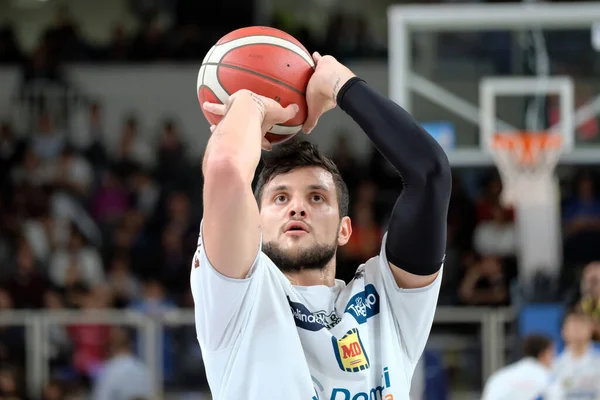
[276,103,299,123]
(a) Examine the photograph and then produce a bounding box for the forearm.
[337,78,449,187]
[203,93,264,183]
[338,78,451,274]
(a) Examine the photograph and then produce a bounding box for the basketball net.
[491,132,562,207]
[490,131,563,282]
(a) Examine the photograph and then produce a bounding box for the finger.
[302,100,320,134]
[268,103,299,126]
[209,125,217,133]
[312,52,322,64]
[202,102,226,116]
[280,104,299,122]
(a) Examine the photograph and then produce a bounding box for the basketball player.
[482,334,561,400]
[553,310,600,399]
[192,52,451,399]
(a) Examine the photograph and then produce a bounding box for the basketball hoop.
[490,131,563,207]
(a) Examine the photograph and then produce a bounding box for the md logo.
[332,328,370,372]
[344,284,380,324]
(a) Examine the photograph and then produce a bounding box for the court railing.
[0,307,514,399]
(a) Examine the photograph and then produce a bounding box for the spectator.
[0,365,26,400]
[50,145,94,200]
[459,255,509,306]
[563,171,600,264]
[0,288,25,366]
[475,173,514,223]
[66,287,112,381]
[90,170,130,228]
[570,261,600,341]
[473,204,517,258]
[92,327,152,400]
[4,240,48,308]
[106,255,140,308]
[114,115,153,173]
[22,207,58,263]
[49,225,104,289]
[30,112,65,162]
[42,379,66,400]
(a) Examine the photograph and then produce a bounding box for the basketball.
[197,26,315,144]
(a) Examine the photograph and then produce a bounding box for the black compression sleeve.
[337,77,452,275]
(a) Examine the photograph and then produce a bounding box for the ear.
[337,216,352,246]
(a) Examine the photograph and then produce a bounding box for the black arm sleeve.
[337,77,452,276]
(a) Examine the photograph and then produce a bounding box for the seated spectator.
[66,287,112,381]
[459,254,509,306]
[563,171,600,264]
[475,173,514,222]
[30,111,66,162]
[473,204,517,258]
[0,288,25,367]
[92,327,152,400]
[49,225,104,289]
[563,171,600,236]
[3,240,48,308]
[106,255,140,309]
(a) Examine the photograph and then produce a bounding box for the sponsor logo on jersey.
[288,297,342,331]
[353,267,365,280]
[313,366,395,399]
[344,284,380,324]
[332,328,370,372]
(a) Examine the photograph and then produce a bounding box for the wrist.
[331,68,356,103]
[229,92,264,123]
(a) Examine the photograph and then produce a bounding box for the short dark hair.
[254,140,349,217]
[522,334,553,359]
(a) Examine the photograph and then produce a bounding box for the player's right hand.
[203,90,299,151]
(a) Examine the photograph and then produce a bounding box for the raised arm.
[304,54,451,289]
[201,90,298,279]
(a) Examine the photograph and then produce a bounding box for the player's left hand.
[302,52,356,134]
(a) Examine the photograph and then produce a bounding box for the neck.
[569,343,589,358]
[285,261,337,287]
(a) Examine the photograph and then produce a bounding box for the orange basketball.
[197,26,315,145]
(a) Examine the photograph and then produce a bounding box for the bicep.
[190,235,261,351]
[202,158,261,279]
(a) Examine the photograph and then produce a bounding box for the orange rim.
[492,131,562,165]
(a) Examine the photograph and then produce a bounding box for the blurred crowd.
[2,97,600,396]
[1,2,600,398]
[0,6,383,74]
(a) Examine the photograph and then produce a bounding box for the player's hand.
[203,90,299,151]
[302,52,356,134]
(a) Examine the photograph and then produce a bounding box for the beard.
[263,238,337,274]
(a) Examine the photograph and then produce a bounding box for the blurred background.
[1,0,600,399]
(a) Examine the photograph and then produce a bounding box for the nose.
[288,197,307,218]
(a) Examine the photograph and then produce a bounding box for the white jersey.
[553,346,600,399]
[190,228,442,400]
[482,358,561,400]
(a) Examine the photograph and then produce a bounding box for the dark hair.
[254,140,349,217]
[522,334,553,359]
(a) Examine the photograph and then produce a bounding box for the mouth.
[284,221,309,235]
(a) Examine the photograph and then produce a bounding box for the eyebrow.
[268,184,331,194]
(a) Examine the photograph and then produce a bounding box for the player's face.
[259,166,352,273]
[562,314,593,344]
